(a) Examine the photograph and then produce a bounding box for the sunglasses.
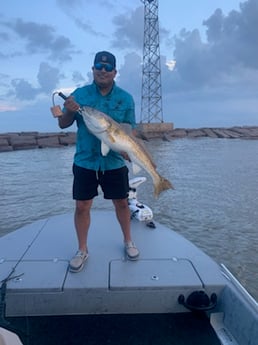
[94,63,114,72]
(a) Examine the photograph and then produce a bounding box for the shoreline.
[1,126,258,152]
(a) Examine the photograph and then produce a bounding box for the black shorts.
[72,164,129,200]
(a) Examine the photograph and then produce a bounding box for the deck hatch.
[0,260,68,293]
[109,259,203,290]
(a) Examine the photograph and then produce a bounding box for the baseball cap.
[94,51,116,69]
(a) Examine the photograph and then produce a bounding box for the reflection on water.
[0,139,257,300]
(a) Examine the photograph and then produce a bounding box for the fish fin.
[154,176,174,198]
[132,163,142,174]
[101,141,110,156]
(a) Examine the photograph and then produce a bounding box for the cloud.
[10,78,39,100]
[56,0,83,9]
[57,0,106,37]
[160,0,258,128]
[111,6,169,51]
[2,18,77,61]
[111,0,258,127]
[171,0,258,90]
[111,7,144,49]
[9,62,63,101]
[0,98,72,132]
[37,62,64,93]
[2,0,258,131]
[72,17,107,38]
[111,6,170,51]
[72,71,87,86]
[203,1,258,69]
[171,29,215,88]
[117,52,142,99]
[0,31,9,41]
[0,103,18,112]
[0,73,9,88]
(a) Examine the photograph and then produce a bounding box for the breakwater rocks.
[139,126,258,141]
[0,126,258,152]
[150,126,258,141]
[0,132,76,152]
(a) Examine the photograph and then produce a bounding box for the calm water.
[0,138,257,300]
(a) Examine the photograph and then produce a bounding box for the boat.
[0,178,257,345]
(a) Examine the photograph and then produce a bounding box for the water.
[0,138,257,300]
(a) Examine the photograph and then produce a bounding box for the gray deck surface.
[0,210,226,317]
[1,211,257,345]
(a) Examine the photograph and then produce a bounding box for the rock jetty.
[0,126,258,153]
[138,126,258,141]
[0,132,76,152]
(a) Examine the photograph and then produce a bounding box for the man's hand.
[58,96,78,129]
[120,151,131,162]
[64,96,80,113]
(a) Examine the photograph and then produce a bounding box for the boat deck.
[0,210,226,317]
[2,210,258,345]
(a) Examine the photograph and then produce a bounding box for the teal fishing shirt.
[70,82,136,171]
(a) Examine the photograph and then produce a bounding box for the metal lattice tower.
[140,0,163,123]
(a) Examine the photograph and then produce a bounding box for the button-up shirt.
[70,82,136,171]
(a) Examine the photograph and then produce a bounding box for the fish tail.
[154,176,174,198]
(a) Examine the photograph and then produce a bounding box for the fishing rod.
[0,268,27,342]
[57,91,68,101]
[51,91,68,117]
[0,225,44,342]
[51,91,82,117]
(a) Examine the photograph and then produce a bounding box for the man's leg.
[70,165,99,272]
[101,167,139,259]
[69,199,93,272]
[74,199,93,252]
[112,198,132,242]
[113,198,139,260]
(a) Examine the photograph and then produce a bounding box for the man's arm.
[58,96,80,129]
[58,110,75,129]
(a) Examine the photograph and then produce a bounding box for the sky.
[1,0,258,132]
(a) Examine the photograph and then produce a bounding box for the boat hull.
[0,211,257,345]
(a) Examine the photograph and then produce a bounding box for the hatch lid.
[109,259,203,290]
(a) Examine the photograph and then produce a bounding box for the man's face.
[92,63,117,88]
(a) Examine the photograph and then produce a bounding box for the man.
[58,51,139,273]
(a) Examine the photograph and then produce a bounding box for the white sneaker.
[124,241,140,260]
[69,250,89,272]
